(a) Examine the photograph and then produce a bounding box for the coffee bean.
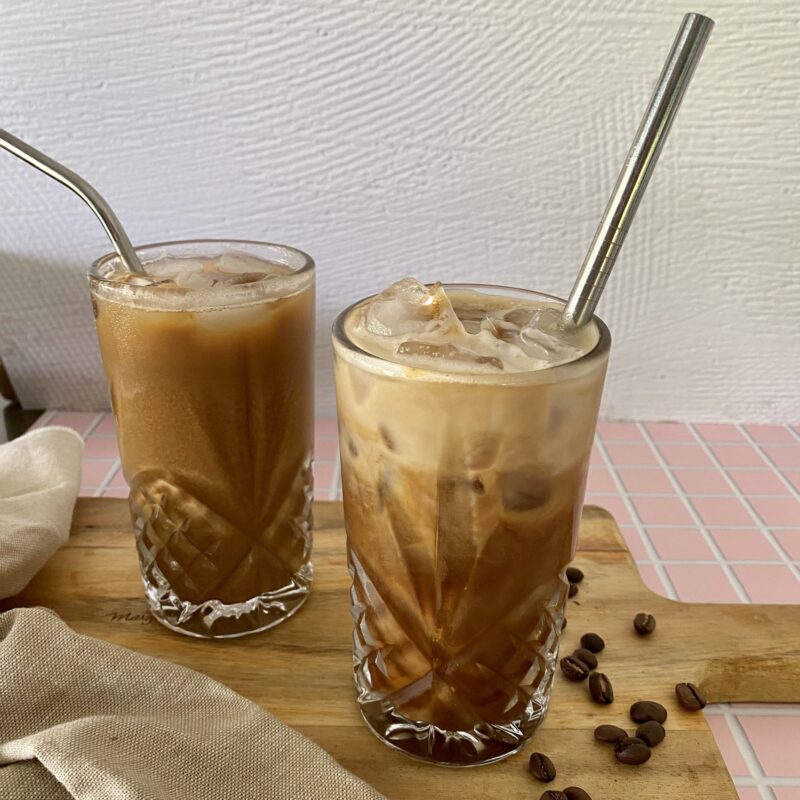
[539,792,567,800]
[568,582,579,598]
[566,566,584,584]
[573,648,598,670]
[635,720,666,747]
[614,736,652,765]
[564,788,593,800]
[675,682,707,711]
[589,672,614,704]
[528,752,556,783]
[580,633,605,653]
[630,700,667,724]
[634,612,656,635]
[594,724,628,743]
[560,655,590,681]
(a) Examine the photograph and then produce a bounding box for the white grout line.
[689,423,800,586]
[588,490,793,499]
[706,705,800,717]
[601,436,800,448]
[631,559,799,566]
[93,458,121,498]
[723,709,777,800]
[594,434,679,600]
[637,423,753,603]
[737,424,800,501]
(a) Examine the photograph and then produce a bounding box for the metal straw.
[562,12,715,328]
[0,129,145,274]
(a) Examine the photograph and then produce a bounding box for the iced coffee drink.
[89,240,314,638]
[332,279,609,765]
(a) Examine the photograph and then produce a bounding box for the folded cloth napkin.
[0,607,385,800]
[0,426,83,599]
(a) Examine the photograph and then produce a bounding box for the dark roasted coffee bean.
[634,612,656,635]
[560,655,590,681]
[573,648,598,670]
[635,720,666,747]
[566,566,584,584]
[630,700,667,724]
[614,736,652,765]
[568,582,579,598]
[564,788,593,800]
[675,682,707,711]
[594,724,628,743]
[589,672,614,704]
[528,752,556,782]
[539,792,567,800]
[580,632,605,653]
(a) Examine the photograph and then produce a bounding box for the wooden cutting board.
[5,499,800,799]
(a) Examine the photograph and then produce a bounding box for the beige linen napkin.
[0,426,83,599]
[0,607,385,800]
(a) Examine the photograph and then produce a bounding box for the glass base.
[357,693,550,767]
[142,561,312,639]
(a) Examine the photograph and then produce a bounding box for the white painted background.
[0,0,798,421]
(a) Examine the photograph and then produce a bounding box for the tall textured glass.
[89,240,315,639]
[332,284,610,766]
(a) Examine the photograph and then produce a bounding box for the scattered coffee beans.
[594,724,628,743]
[564,788,593,800]
[568,582,579,598]
[589,672,614,704]
[630,700,668,724]
[566,566,584,584]
[539,792,567,800]
[573,648,598,670]
[580,633,605,653]
[635,720,666,747]
[675,682,707,711]
[560,655,591,681]
[633,612,656,635]
[614,736,652,765]
[529,752,557,783]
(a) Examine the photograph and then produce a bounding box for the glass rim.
[332,282,611,382]
[89,237,315,282]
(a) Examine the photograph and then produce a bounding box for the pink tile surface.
[314,437,339,462]
[761,445,800,469]
[315,418,338,438]
[644,421,694,441]
[617,467,674,494]
[618,526,649,560]
[673,468,733,495]
[710,528,780,561]
[596,421,643,441]
[92,415,118,436]
[584,494,631,525]
[691,496,756,526]
[704,715,749,776]
[739,715,800,776]
[745,423,798,444]
[647,527,716,560]
[730,470,791,496]
[735,789,762,800]
[50,412,100,436]
[733,565,800,603]
[631,495,693,525]
[749,496,800,527]
[658,443,713,467]
[773,530,800,561]
[774,789,800,800]
[604,442,659,466]
[694,422,746,442]
[711,444,769,468]
[80,460,116,488]
[665,564,740,602]
[83,436,121,459]
[636,563,666,595]
[312,461,335,488]
[785,471,800,492]
[585,467,616,493]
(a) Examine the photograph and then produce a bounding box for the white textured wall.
[0,0,798,421]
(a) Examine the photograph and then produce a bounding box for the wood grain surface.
[5,499,800,799]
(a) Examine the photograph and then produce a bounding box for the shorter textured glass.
[89,240,315,638]
[332,285,610,766]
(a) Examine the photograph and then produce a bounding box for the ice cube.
[175,271,218,291]
[397,340,503,370]
[145,257,204,278]
[364,278,465,338]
